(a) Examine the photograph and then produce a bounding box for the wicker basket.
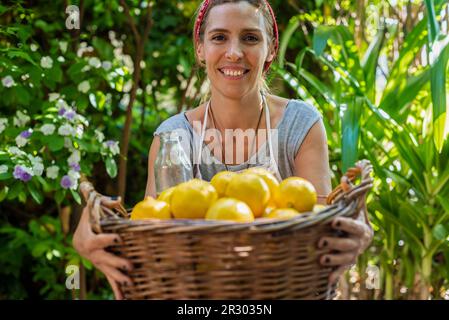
[80,160,373,300]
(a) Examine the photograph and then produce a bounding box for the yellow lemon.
[205,198,254,223]
[130,197,171,220]
[267,208,300,220]
[244,167,279,207]
[313,204,326,213]
[157,186,176,204]
[171,179,218,219]
[275,177,317,213]
[210,171,237,197]
[225,173,270,218]
[262,206,276,218]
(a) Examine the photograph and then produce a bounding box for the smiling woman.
[72,0,374,300]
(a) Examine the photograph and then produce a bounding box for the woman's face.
[196,2,275,99]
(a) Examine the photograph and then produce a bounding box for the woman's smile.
[218,66,250,80]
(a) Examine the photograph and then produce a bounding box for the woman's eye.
[244,35,259,42]
[212,35,225,41]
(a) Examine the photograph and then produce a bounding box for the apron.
[194,91,282,182]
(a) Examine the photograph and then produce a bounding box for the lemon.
[205,198,254,223]
[274,177,317,213]
[170,179,218,219]
[244,167,279,207]
[157,186,176,203]
[313,204,326,213]
[266,208,300,220]
[210,171,237,197]
[130,197,172,220]
[225,173,270,218]
[262,206,276,218]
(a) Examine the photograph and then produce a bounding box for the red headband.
[194,0,279,73]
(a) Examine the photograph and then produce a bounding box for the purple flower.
[64,111,76,121]
[69,163,81,172]
[60,175,73,189]
[58,107,66,116]
[13,165,32,182]
[105,140,115,148]
[20,130,32,139]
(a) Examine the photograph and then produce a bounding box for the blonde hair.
[192,0,276,104]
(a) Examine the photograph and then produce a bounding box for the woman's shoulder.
[285,99,322,120]
[153,112,191,137]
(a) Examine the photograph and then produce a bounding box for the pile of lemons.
[130,168,326,223]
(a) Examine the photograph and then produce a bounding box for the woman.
[73,0,373,300]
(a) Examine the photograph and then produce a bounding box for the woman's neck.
[208,89,265,130]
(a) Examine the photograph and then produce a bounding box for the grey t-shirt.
[153,99,322,181]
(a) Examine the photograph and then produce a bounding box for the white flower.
[8,147,25,156]
[103,140,120,156]
[78,81,90,93]
[64,137,74,150]
[75,125,84,138]
[30,44,38,52]
[0,118,7,134]
[0,165,8,174]
[57,56,65,63]
[46,165,59,179]
[40,124,56,136]
[94,129,105,142]
[68,169,81,181]
[40,56,53,69]
[21,74,30,81]
[2,75,15,88]
[89,57,101,68]
[58,124,75,137]
[48,93,60,102]
[32,162,44,177]
[59,41,68,53]
[13,110,30,127]
[56,98,69,110]
[102,61,112,71]
[15,135,28,147]
[68,150,81,165]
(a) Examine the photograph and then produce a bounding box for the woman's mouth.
[218,68,250,80]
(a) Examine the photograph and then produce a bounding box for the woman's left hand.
[318,215,374,284]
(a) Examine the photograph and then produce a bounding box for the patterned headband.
[194,0,279,73]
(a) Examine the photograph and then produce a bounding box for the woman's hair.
[192,0,279,103]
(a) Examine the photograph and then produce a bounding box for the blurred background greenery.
[0,0,448,299]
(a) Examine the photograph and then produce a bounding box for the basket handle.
[79,180,128,233]
[326,160,373,218]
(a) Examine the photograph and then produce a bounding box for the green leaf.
[278,15,300,68]
[0,172,13,180]
[361,26,385,100]
[55,189,66,205]
[47,136,65,152]
[424,0,440,43]
[0,186,9,202]
[341,97,363,172]
[6,182,22,200]
[27,182,43,204]
[14,86,31,105]
[430,37,449,152]
[70,189,82,205]
[105,157,117,178]
[432,224,448,241]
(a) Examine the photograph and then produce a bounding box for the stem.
[385,268,394,300]
[420,228,433,299]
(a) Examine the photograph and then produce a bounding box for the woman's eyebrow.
[208,28,263,34]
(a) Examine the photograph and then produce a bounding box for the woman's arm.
[145,136,160,198]
[293,119,332,204]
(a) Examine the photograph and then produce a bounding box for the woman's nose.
[225,40,243,61]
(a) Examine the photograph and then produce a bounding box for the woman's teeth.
[220,69,248,77]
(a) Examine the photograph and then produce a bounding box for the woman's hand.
[73,196,133,300]
[318,211,374,284]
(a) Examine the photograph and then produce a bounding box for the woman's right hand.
[73,195,133,300]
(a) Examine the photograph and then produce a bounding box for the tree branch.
[119,0,141,44]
